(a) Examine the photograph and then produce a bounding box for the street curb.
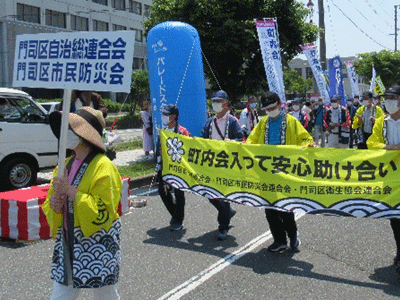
[129,173,157,190]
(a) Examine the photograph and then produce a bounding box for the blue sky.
[297,0,397,59]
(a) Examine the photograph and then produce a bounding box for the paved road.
[1,191,400,300]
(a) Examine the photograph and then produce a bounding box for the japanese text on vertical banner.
[161,130,400,219]
[13,31,135,93]
[345,61,360,98]
[151,39,168,115]
[302,44,330,103]
[255,19,286,102]
[329,56,345,101]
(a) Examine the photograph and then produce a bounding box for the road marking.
[158,213,305,300]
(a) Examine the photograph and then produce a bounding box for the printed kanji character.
[230,152,243,170]
[356,160,376,181]
[271,156,291,174]
[65,63,77,82]
[215,150,229,168]
[51,62,63,82]
[314,160,333,179]
[188,148,201,164]
[200,149,216,167]
[291,157,312,177]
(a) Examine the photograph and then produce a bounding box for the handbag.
[146,115,153,135]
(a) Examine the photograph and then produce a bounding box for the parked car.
[0,88,58,190]
[39,101,60,114]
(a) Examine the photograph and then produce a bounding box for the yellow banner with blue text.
[374,75,386,96]
[160,130,400,219]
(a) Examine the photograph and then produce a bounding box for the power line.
[330,0,391,51]
[362,0,393,29]
[346,0,392,34]
[375,0,394,18]
[325,0,339,55]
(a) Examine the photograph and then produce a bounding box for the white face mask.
[385,99,400,114]
[362,100,370,106]
[249,103,257,109]
[347,102,353,106]
[161,115,170,125]
[66,130,81,150]
[212,102,224,113]
[331,102,338,109]
[292,105,300,111]
[266,107,281,118]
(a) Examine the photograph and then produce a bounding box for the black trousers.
[391,218,400,257]
[158,179,185,225]
[349,128,354,148]
[265,209,297,244]
[357,132,371,149]
[209,199,232,232]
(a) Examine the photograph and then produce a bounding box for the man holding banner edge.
[247,91,314,252]
[200,90,244,240]
[367,85,400,274]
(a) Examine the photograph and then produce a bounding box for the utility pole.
[395,5,398,52]
[319,0,327,70]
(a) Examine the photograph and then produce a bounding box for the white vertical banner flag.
[345,61,360,97]
[369,65,376,93]
[255,19,286,103]
[301,44,330,103]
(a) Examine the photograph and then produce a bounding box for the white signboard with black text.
[13,31,135,93]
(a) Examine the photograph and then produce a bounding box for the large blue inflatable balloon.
[147,21,207,141]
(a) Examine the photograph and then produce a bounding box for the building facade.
[0,0,151,99]
[289,56,369,100]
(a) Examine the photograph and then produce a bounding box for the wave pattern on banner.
[163,175,400,219]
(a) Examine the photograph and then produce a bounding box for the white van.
[39,101,60,114]
[0,88,58,190]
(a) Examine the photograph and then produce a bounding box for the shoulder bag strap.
[213,117,225,140]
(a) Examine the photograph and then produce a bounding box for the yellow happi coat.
[352,105,385,130]
[247,113,313,146]
[42,153,122,288]
[367,115,388,150]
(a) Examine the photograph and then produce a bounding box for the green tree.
[130,69,150,113]
[144,0,319,101]
[354,50,400,88]
[284,69,313,99]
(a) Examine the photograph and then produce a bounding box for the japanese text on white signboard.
[13,31,135,93]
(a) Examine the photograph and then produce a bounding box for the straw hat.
[49,106,106,153]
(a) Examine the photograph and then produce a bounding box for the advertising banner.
[161,130,400,219]
[329,56,345,105]
[13,31,135,93]
[147,21,207,140]
[345,61,360,98]
[301,44,330,103]
[256,19,286,102]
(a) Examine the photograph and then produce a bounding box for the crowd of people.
[283,91,387,149]
[42,86,400,299]
[155,87,400,270]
